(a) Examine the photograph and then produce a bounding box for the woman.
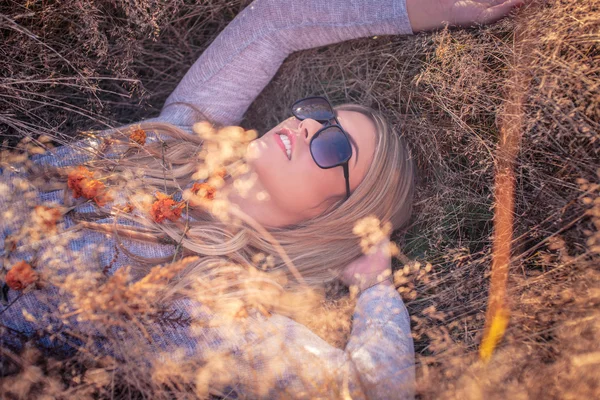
[0,0,522,398]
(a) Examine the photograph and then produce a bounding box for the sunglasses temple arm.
[343,163,351,199]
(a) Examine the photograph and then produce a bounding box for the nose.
[299,118,324,143]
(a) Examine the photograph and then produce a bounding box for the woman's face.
[237,110,377,227]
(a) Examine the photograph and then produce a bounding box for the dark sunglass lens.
[292,97,334,121]
[311,127,352,168]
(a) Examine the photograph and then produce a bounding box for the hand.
[341,238,394,293]
[407,0,525,33]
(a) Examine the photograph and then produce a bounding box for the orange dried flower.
[129,129,147,146]
[5,261,39,291]
[191,182,217,201]
[80,179,105,200]
[32,206,62,233]
[150,192,185,223]
[213,168,227,179]
[67,166,112,206]
[67,166,94,198]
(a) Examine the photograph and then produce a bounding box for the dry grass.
[1,0,599,398]
[0,0,250,143]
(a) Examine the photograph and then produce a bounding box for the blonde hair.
[71,105,414,300]
[267,104,415,284]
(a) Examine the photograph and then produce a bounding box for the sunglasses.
[291,96,353,199]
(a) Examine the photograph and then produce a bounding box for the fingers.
[480,0,524,24]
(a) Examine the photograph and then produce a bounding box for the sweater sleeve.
[158,0,413,126]
[345,283,415,398]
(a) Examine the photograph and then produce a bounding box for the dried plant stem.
[480,16,532,362]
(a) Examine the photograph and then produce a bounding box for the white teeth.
[278,133,292,159]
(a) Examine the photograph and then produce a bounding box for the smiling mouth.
[276,129,293,160]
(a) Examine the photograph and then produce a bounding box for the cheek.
[253,152,335,214]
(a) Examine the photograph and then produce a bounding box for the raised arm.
[158,0,413,126]
[158,0,522,127]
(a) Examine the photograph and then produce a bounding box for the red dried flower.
[191,182,217,201]
[80,179,106,201]
[67,166,94,198]
[5,261,39,291]
[67,166,112,206]
[150,192,185,223]
[129,129,147,146]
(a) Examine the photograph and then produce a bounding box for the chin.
[246,139,265,163]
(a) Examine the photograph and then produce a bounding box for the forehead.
[335,109,377,170]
